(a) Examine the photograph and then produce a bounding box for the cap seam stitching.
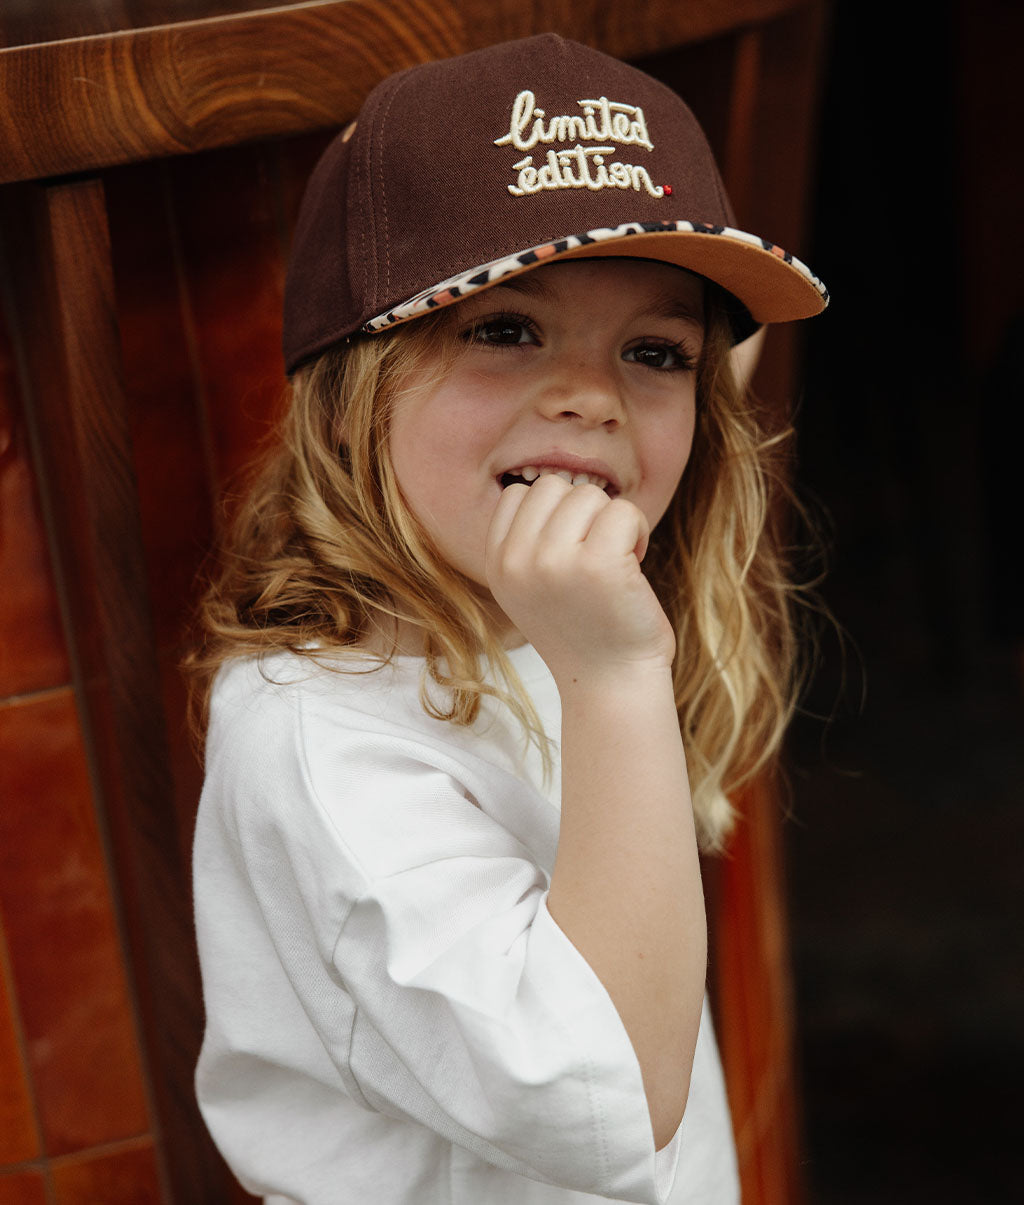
[357,119,370,314]
[361,73,404,313]
[375,69,422,303]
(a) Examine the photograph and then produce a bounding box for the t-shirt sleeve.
[199,671,684,1204]
[337,868,681,1203]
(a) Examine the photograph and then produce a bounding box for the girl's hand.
[489,475,704,1148]
[485,475,676,684]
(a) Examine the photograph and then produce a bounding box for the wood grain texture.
[0,177,234,1202]
[0,315,72,697]
[0,0,814,185]
[0,1,301,50]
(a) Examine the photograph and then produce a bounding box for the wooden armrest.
[0,0,814,184]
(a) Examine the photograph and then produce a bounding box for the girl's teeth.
[506,465,611,491]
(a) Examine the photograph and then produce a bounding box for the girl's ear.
[728,326,766,391]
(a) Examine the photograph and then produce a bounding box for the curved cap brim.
[363,220,828,337]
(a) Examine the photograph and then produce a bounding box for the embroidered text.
[495,89,662,200]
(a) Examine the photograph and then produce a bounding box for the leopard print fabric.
[362,220,829,333]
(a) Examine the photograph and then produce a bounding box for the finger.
[491,473,576,553]
[526,480,613,551]
[486,481,531,552]
[585,496,651,562]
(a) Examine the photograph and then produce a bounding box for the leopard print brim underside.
[363,220,829,333]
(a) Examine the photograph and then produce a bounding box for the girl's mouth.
[499,465,617,495]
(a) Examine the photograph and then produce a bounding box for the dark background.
[784,1,1023,1200]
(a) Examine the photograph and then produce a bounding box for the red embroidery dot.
[663,185,673,196]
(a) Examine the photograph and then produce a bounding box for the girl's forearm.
[546,664,707,1150]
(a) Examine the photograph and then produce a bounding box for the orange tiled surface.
[0,689,150,1157]
[0,149,292,1196]
[51,1139,163,1205]
[0,1172,47,1205]
[2,297,160,1188]
[0,939,38,1164]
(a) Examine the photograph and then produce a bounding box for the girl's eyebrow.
[628,281,705,326]
[488,273,550,298]
[642,293,705,327]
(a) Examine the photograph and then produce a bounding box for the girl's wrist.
[550,656,677,706]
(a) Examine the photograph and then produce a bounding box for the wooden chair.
[0,3,826,1200]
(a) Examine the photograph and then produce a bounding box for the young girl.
[189,34,827,1205]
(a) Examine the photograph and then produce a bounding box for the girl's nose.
[537,360,626,429]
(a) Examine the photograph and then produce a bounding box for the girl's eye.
[624,340,697,372]
[466,314,539,347]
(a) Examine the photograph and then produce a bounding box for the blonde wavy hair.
[187,288,810,851]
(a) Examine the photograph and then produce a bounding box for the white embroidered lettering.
[536,151,565,190]
[510,156,539,195]
[577,98,653,150]
[552,114,588,142]
[494,91,542,151]
[555,150,582,188]
[497,87,662,199]
[629,164,661,194]
[508,146,664,197]
[495,92,655,151]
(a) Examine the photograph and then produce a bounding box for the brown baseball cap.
[283,33,828,374]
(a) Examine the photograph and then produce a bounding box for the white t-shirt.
[193,644,739,1204]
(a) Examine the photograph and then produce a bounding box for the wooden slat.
[0,0,813,185]
[715,777,805,1205]
[0,177,235,1203]
[0,1,302,50]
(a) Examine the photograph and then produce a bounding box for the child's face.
[388,258,704,607]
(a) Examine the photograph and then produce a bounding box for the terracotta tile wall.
[0,137,326,1201]
[0,319,162,1197]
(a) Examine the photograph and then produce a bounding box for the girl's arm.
[486,475,707,1150]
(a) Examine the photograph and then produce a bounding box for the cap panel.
[371,34,731,313]
[282,133,358,372]
[282,34,828,373]
[348,65,415,322]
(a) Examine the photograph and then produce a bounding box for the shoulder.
[209,647,408,727]
[205,648,443,779]
[200,651,458,878]
[198,647,558,884]
[209,643,557,765]
[203,645,549,820]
